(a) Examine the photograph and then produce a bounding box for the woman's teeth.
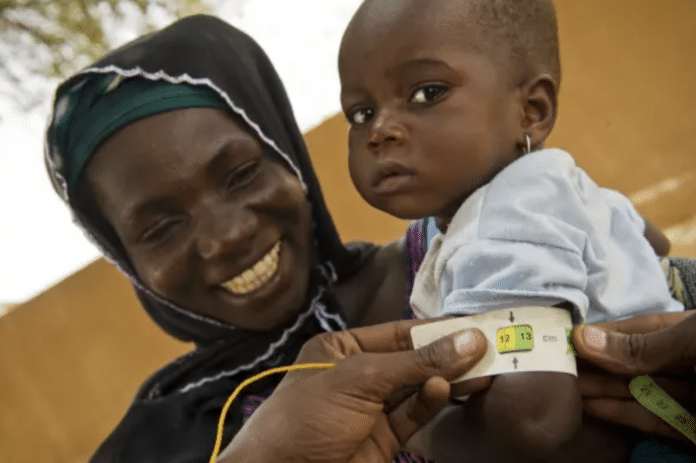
[221,241,281,295]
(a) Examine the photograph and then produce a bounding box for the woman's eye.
[226,159,261,191]
[140,218,181,244]
[349,108,374,125]
[410,85,448,104]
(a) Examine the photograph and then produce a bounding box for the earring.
[522,134,532,155]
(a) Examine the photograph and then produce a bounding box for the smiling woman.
[43,14,425,463]
[85,107,313,330]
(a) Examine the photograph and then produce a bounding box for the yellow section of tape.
[629,375,696,445]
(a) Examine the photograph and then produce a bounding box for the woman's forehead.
[85,108,264,206]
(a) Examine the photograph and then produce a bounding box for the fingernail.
[583,326,607,351]
[455,330,475,354]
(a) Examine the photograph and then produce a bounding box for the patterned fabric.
[661,257,696,308]
[405,218,429,319]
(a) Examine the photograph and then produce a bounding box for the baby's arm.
[469,371,582,460]
[643,218,670,256]
[407,389,633,463]
[433,239,589,459]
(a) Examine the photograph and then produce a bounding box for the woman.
[46,14,424,463]
[45,13,693,463]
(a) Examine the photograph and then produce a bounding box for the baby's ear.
[520,74,558,148]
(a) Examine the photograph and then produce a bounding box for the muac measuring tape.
[209,307,695,461]
[411,306,578,380]
[630,375,696,445]
[410,306,696,445]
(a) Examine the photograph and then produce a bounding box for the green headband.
[52,74,229,195]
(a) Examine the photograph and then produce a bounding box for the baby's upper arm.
[436,150,622,322]
[471,371,582,460]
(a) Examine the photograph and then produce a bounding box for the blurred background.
[1,0,695,461]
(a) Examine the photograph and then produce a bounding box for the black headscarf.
[45,15,373,463]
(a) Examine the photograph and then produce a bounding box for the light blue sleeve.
[600,188,646,232]
[438,150,602,322]
[440,238,590,322]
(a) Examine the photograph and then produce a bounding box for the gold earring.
[522,134,532,155]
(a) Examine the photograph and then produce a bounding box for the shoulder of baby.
[492,148,577,190]
[476,149,593,250]
[486,149,606,212]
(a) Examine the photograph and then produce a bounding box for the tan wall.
[2,1,695,462]
[0,260,190,463]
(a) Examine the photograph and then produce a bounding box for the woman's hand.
[219,319,488,463]
[574,311,696,438]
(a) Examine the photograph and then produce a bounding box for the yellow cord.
[208,362,335,463]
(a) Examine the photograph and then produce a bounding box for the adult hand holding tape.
[574,311,696,442]
[218,319,489,463]
[411,306,577,383]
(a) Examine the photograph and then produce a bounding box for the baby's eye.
[410,84,448,104]
[348,107,374,125]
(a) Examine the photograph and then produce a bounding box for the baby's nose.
[367,110,407,150]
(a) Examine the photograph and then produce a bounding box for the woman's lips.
[220,240,281,295]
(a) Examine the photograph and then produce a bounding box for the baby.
[338,0,684,459]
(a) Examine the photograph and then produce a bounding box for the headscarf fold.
[45,15,375,463]
[52,76,230,192]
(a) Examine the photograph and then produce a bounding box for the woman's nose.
[195,204,258,262]
[367,109,407,151]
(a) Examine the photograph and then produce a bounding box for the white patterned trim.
[70,65,307,191]
[315,300,347,331]
[178,286,329,394]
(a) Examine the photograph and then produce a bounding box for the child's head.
[339,0,561,223]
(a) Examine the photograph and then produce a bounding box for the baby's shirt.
[410,149,684,324]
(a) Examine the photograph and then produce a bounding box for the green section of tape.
[565,328,577,355]
[630,375,696,445]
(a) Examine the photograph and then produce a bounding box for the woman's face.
[85,107,314,331]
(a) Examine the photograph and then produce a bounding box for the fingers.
[388,376,451,446]
[386,328,488,388]
[296,318,456,366]
[577,370,632,399]
[573,313,696,375]
[330,328,487,403]
[590,311,693,334]
[583,399,683,440]
[379,329,490,446]
[347,316,457,354]
[450,376,494,398]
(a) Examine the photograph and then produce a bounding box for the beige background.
[2,1,695,461]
